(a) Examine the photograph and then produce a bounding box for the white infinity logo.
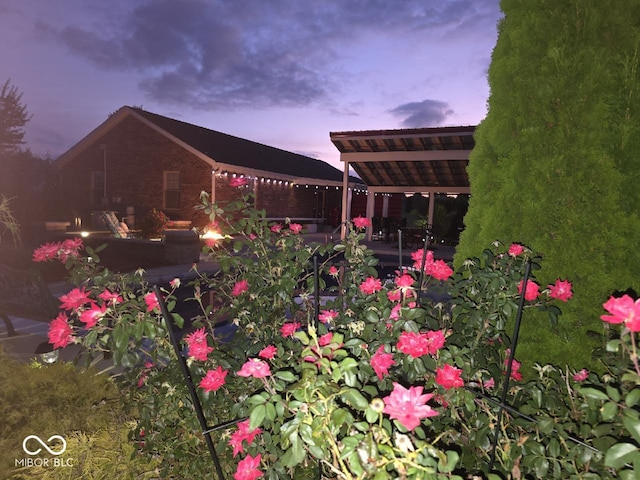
[22,435,67,456]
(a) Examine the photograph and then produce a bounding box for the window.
[91,171,105,206]
[164,171,180,209]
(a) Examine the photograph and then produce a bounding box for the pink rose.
[508,243,524,256]
[232,279,249,297]
[573,368,589,382]
[601,295,640,332]
[237,358,271,378]
[517,280,540,301]
[352,216,371,229]
[48,312,75,349]
[370,345,395,380]
[549,279,573,302]
[289,223,303,234]
[280,322,300,337]
[359,277,382,295]
[229,177,248,187]
[383,383,438,431]
[258,345,277,359]
[435,364,464,390]
[199,366,228,392]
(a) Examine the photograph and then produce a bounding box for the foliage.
[33,183,640,479]
[455,0,640,371]
[137,208,169,239]
[0,195,20,247]
[0,78,31,156]
[0,349,141,480]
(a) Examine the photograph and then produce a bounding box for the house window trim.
[163,171,181,210]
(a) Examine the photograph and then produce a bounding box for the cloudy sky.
[0,0,502,170]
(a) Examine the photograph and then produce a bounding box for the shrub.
[137,208,168,239]
[31,183,640,479]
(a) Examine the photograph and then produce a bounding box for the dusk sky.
[0,0,502,170]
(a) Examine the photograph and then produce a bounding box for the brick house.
[55,106,363,231]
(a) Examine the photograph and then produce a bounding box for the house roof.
[56,106,362,186]
[330,126,475,192]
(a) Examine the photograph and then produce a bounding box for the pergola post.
[340,157,350,239]
[365,190,375,241]
[428,192,436,230]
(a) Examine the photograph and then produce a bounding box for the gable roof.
[56,106,362,185]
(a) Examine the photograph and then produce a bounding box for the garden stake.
[416,224,430,308]
[487,260,531,471]
[313,255,320,331]
[398,228,402,271]
[153,285,226,480]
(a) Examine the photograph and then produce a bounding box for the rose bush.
[34,181,640,479]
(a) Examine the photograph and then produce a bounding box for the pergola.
[330,126,475,240]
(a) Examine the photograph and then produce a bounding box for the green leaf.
[602,401,619,421]
[623,416,640,444]
[626,388,640,408]
[274,371,297,383]
[437,450,459,473]
[579,387,609,401]
[605,443,639,469]
[249,404,266,430]
[341,388,369,410]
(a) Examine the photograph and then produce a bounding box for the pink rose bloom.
[229,419,262,457]
[517,280,540,301]
[258,345,277,359]
[352,216,371,229]
[229,177,248,187]
[548,279,573,302]
[98,288,123,304]
[234,454,263,480]
[48,312,75,349]
[397,331,430,358]
[280,322,300,337]
[411,248,434,267]
[503,355,523,381]
[389,303,402,321]
[328,266,339,276]
[601,294,640,332]
[270,223,283,233]
[427,260,454,281]
[383,382,438,431]
[185,327,214,361]
[59,287,91,311]
[33,242,62,262]
[395,274,414,290]
[387,290,402,302]
[370,345,396,380]
[144,291,160,312]
[435,364,464,389]
[58,238,83,263]
[289,223,303,234]
[425,330,446,355]
[483,378,495,389]
[79,303,107,328]
[508,243,525,256]
[232,279,249,297]
[199,366,228,392]
[237,358,272,378]
[318,309,338,324]
[573,368,589,382]
[359,277,382,295]
[318,332,333,346]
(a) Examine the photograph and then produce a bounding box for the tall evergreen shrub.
[456,0,640,369]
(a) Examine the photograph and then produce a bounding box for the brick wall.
[58,116,343,230]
